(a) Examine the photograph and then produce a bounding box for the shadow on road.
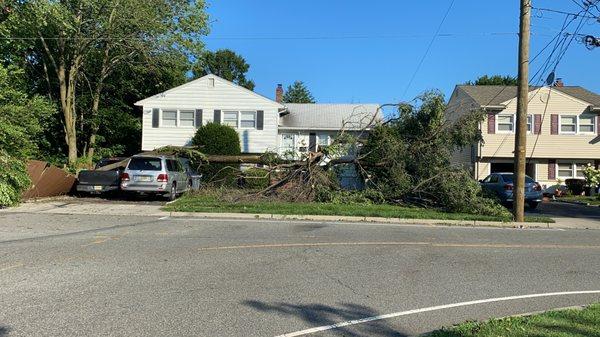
[243,300,407,337]
[0,326,10,337]
[527,202,600,220]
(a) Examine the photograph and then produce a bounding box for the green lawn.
[165,194,553,223]
[430,304,600,337]
[559,195,600,206]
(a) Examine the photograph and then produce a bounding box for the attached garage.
[490,162,536,179]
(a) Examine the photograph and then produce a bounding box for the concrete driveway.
[526,201,600,229]
[1,211,599,336]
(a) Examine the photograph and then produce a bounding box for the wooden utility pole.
[514,0,531,222]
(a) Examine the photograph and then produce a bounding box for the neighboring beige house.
[446,83,600,188]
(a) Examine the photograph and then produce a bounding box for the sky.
[203,1,600,105]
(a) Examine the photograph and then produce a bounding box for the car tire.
[168,183,177,201]
[528,201,539,210]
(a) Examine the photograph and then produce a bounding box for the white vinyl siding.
[139,75,281,153]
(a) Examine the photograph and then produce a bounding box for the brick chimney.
[554,78,564,87]
[275,84,283,103]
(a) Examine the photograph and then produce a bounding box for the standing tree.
[192,49,255,90]
[282,81,315,103]
[465,75,518,86]
[1,0,209,165]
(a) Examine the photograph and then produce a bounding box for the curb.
[166,211,549,229]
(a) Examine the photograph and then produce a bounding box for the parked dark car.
[76,157,127,195]
[480,172,543,209]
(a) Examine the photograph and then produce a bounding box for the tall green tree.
[283,81,315,103]
[192,49,255,90]
[465,75,518,86]
[1,0,209,165]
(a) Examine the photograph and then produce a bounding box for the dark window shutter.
[534,114,542,134]
[597,115,600,134]
[548,159,556,180]
[195,109,203,128]
[213,110,221,124]
[256,110,264,130]
[152,108,159,128]
[550,114,559,134]
[487,113,495,134]
[309,133,317,152]
[595,160,600,169]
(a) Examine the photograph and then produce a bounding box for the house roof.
[456,85,600,108]
[279,103,382,130]
[134,74,284,108]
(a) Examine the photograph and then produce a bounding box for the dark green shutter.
[195,109,203,128]
[309,133,317,152]
[213,110,221,124]
[152,108,159,128]
[256,110,264,130]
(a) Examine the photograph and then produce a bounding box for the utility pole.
[514,0,531,222]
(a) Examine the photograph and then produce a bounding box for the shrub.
[0,152,31,207]
[191,123,240,155]
[242,168,270,189]
[200,164,239,187]
[565,178,586,196]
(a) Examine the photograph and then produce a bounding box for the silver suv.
[120,155,189,200]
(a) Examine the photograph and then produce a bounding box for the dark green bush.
[242,168,270,189]
[565,179,585,196]
[200,164,239,187]
[191,123,240,155]
[0,152,31,207]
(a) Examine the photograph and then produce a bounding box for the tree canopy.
[465,75,518,86]
[283,81,315,103]
[192,49,255,90]
[0,0,209,165]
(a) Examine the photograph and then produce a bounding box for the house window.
[223,111,238,127]
[179,110,195,127]
[317,134,330,147]
[579,114,595,133]
[560,116,577,134]
[162,110,177,127]
[557,163,573,178]
[497,115,514,132]
[240,111,256,128]
[557,162,591,178]
[527,115,533,133]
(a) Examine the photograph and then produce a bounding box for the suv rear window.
[501,174,535,184]
[128,158,162,171]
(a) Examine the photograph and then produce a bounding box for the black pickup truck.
[76,157,128,195]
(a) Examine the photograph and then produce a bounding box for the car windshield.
[128,158,162,171]
[501,174,534,184]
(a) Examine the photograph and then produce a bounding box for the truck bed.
[76,170,121,193]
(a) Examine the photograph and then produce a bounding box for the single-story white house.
[134,74,381,156]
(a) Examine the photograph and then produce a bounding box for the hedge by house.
[191,123,241,155]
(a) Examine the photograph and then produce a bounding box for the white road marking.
[275,290,600,337]
[160,217,563,231]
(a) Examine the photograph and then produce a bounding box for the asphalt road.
[1,212,600,337]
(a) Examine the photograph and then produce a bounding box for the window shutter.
[550,114,559,134]
[548,159,556,180]
[195,109,203,128]
[309,133,317,152]
[256,110,264,130]
[597,115,600,134]
[534,114,542,134]
[152,108,159,128]
[595,159,600,169]
[487,113,495,134]
[213,110,221,124]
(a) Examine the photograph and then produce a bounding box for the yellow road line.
[0,263,24,272]
[198,241,600,251]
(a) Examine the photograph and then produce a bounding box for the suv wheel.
[168,183,177,201]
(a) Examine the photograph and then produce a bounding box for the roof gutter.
[588,105,600,113]
[481,105,506,112]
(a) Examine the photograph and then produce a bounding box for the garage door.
[490,162,536,178]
